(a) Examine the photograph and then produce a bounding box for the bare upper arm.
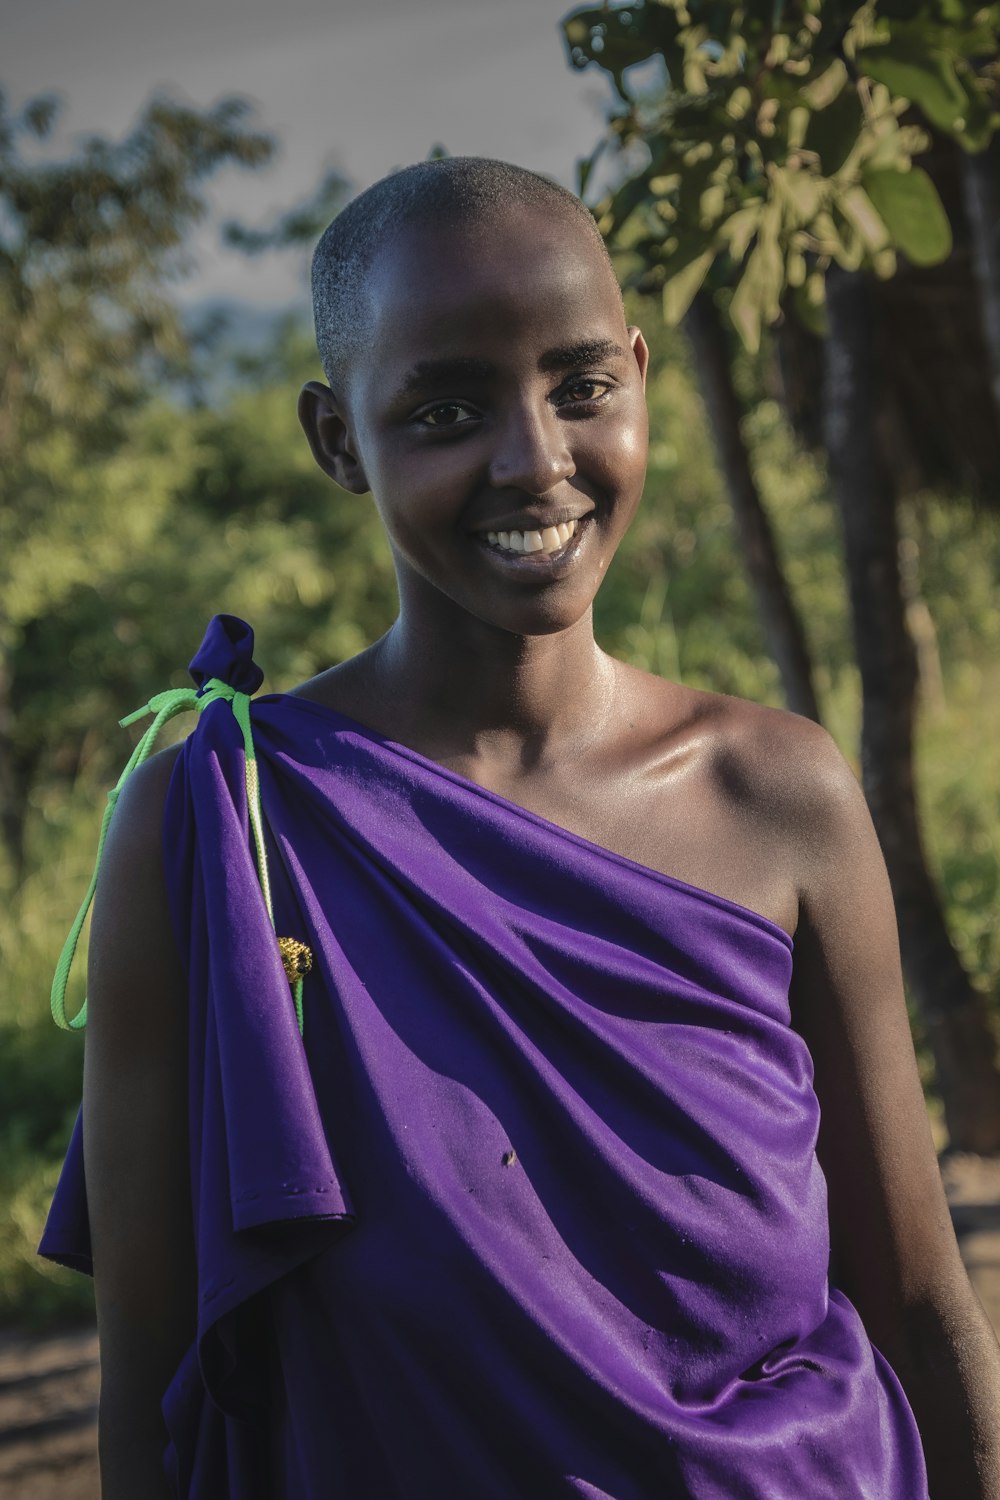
[781,723,965,1351]
[82,741,196,1490]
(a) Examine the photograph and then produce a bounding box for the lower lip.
[474,519,591,575]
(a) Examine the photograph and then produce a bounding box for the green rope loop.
[50,677,305,1035]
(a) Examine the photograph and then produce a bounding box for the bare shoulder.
[83,740,198,1495]
[84,733,191,1088]
[87,742,187,1041]
[606,664,872,934]
[104,741,185,853]
[94,742,185,924]
[705,694,861,834]
[715,697,890,938]
[624,658,870,855]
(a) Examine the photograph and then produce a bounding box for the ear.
[298,381,370,494]
[627,327,650,391]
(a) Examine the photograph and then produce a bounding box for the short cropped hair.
[311,156,620,389]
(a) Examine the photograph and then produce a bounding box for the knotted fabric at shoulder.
[50,614,306,1034]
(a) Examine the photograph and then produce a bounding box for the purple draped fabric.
[41,614,928,1498]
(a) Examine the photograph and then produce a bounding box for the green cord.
[50,678,305,1035]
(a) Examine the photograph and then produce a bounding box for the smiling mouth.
[479,518,579,556]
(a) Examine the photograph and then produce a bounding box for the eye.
[558,376,614,407]
[416,401,478,429]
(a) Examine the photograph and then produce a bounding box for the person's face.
[300,204,649,640]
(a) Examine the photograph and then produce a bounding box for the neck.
[369,602,617,770]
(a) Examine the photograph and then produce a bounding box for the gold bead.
[277,936,313,985]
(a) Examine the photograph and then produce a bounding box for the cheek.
[370,466,471,574]
[589,403,649,494]
[617,419,649,476]
[360,437,458,538]
[620,394,650,462]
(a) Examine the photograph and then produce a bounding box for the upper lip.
[472,508,593,534]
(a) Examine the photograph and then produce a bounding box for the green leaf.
[803,84,863,177]
[792,272,829,337]
[837,185,890,253]
[861,165,953,266]
[607,169,664,239]
[718,201,764,263]
[698,181,729,227]
[728,202,784,353]
[561,3,682,98]
[830,205,866,271]
[777,166,823,225]
[856,28,993,150]
[663,246,717,325]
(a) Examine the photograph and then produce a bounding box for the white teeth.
[483,518,580,555]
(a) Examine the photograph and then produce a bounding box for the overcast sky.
[7,0,617,306]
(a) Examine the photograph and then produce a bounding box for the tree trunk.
[685,291,822,723]
[961,134,1000,424]
[823,264,1000,1153]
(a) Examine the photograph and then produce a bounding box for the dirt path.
[3,1154,999,1498]
[0,1327,99,1500]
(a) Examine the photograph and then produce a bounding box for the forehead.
[355,205,626,401]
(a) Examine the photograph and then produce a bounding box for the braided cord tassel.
[230,691,305,1033]
[50,688,199,1031]
[50,678,306,1035]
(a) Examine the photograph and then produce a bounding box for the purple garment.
[41,614,928,1498]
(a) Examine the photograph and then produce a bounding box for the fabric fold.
[40,617,356,1492]
[40,614,928,1498]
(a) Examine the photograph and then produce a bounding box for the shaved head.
[310,156,620,390]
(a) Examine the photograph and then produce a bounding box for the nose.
[487,401,575,495]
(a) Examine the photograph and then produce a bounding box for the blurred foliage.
[223,166,352,254]
[5,320,399,879]
[0,86,274,454]
[0,87,281,891]
[562,0,1000,347]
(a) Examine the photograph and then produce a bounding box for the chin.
[478,599,593,640]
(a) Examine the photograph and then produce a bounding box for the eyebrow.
[391,357,494,403]
[390,339,628,403]
[538,339,628,372]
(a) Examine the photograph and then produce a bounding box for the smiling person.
[42,158,1000,1498]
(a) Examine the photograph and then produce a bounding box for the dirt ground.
[2,1153,999,1499]
[0,1326,100,1500]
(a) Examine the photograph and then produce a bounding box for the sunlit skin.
[295,208,808,935]
[83,200,1000,1498]
[299,208,654,793]
[334,210,649,636]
